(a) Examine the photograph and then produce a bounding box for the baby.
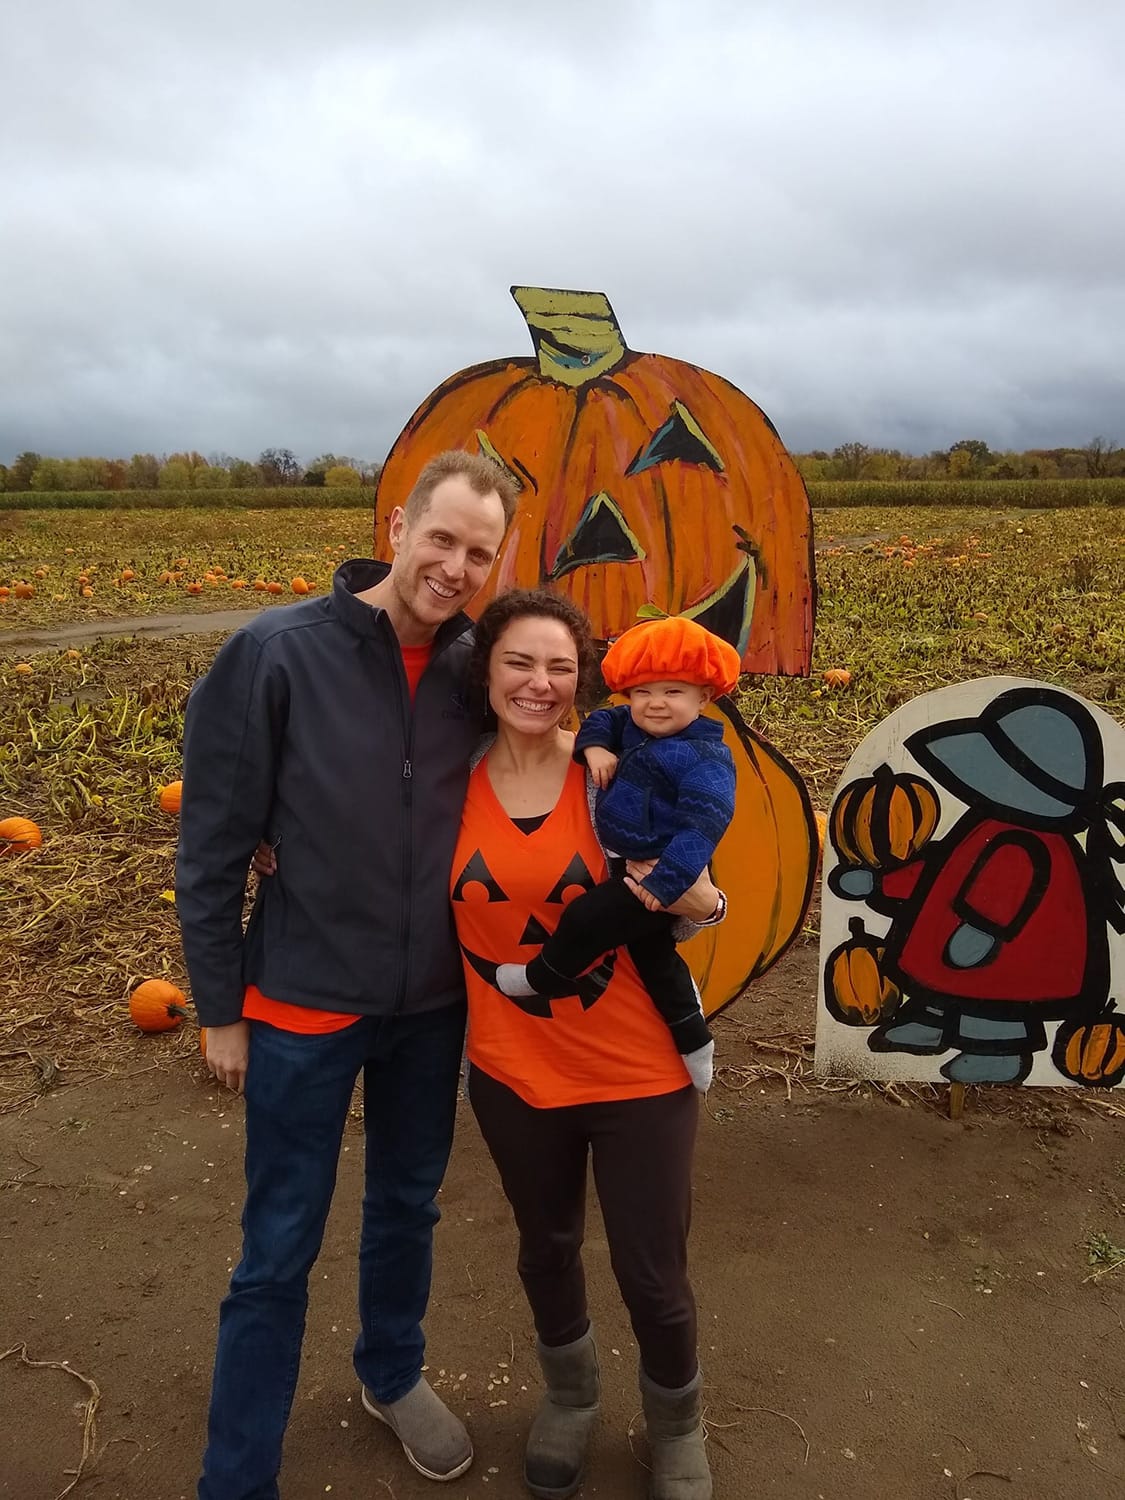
[497,615,739,1091]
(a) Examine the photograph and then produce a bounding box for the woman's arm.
[624,859,725,926]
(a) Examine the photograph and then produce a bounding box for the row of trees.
[1,438,1120,493]
[794,437,1122,483]
[0,449,382,493]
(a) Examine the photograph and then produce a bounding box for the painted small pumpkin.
[830,763,940,870]
[1051,1005,1125,1088]
[0,816,43,854]
[375,286,814,674]
[823,918,901,1027]
[130,979,189,1033]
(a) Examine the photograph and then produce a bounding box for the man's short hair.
[403,450,520,531]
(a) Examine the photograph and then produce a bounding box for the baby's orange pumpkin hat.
[600,617,741,698]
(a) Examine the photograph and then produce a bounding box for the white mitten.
[684,1040,714,1093]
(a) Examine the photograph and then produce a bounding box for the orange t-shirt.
[243,639,434,1033]
[452,757,690,1108]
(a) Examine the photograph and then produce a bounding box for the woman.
[455,588,722,1500]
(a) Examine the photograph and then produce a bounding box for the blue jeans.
[198,1003,466,1500]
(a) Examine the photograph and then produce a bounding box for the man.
[177,451,518,1498]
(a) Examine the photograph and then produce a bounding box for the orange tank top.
[453,757,690,1108]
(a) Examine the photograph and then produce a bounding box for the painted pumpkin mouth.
[460,944,616,1015]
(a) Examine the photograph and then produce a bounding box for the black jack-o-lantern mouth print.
[453,848,618,1016]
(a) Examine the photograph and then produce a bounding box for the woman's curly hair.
[468,588,604,721]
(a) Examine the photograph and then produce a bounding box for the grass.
[0,507,372,627]
[1,503,1123,1108]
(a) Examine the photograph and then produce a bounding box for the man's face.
[387,477,507,639]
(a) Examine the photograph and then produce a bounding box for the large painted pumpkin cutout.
[375,286,815,674]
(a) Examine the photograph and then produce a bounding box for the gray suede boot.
[524,1326,601,1500]
[639,1367,712,1500]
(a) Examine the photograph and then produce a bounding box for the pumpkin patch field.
[2,503,1125,1500]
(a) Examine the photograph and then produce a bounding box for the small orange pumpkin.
[13,582,34,599]
[186,582,203,596]
[823,918,901,1027]
[252,578,268,592]
[81,586,94,599]
[14,663,33,676]
[291,577,311,595]
[0,816,43,854]
[822,667,852,688]
[158,780,183,815]
[120,568,136,582]
[1051,1005,1125,1088]
[0,586,10,599]
[130,979,189,1033]
[830,763,940,870]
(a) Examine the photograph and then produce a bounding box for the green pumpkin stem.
[510,286,628,387]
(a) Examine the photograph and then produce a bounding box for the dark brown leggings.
[467,1065,699,1389]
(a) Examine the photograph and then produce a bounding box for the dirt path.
[2,941,1123,1500]
[0,604,274,653]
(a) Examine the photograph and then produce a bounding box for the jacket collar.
[331,559,473,650]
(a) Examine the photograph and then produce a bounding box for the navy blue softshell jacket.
[175,560,481,1028]
[575,706,737,908]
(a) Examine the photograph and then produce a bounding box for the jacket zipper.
[393,642,415,1015]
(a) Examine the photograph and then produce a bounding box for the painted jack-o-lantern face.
[376,287,815,675]
[453,846,616,1015]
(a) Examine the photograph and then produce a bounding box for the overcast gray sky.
[2,0,1122,464]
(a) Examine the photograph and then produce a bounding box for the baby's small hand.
[584,747,619,790]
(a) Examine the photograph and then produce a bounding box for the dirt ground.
[3,934,1124,1500]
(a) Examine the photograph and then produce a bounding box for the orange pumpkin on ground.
[375,286,814,674]
[13,582,34,599]
[158,781,183,815]
[266,582,284,595]
[829,763,940,870]
[291,577,310,595]
[0,587,10,599]
[0,816,43,854]
[823,917,902,1027]
[129,979,188,1033]
[186,582,203,596]
[822,668,852,688]
[1051,1006,1125,1088]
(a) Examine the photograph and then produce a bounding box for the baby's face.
[627,681,711,738]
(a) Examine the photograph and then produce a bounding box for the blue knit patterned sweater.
[575,705,737,908]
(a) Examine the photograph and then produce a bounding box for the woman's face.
[488,614,580,735]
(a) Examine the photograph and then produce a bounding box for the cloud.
[2,0,1122,463]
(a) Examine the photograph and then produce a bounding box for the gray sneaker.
[362,1376,473,1482]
